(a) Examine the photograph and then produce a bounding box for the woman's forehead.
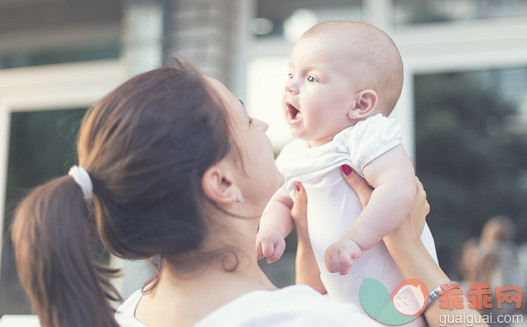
[205,76,233,102]
[204,75,246,119]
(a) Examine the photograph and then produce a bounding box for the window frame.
[0,59,126,278]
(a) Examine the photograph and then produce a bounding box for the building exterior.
[0,0,526,318]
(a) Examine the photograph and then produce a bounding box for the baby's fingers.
[325,247,344,274]
[256,242,265,261]
[261,238,276,260]
[324,248,336,273]
[338,251,354,272]
[267,238,286,264]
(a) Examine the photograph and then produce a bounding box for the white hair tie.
[68,165,93,199]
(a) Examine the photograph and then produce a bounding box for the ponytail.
[11,176,122,327]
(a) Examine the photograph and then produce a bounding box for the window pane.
[0,44,120,69]
[0,0,122,68]
[394,0,527,26]
[0,108,86,316]
[254,0,362,39]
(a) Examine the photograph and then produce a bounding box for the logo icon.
[391,279,427,317]
[360,278,428,325]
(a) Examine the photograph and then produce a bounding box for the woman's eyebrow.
[238,99,250,119]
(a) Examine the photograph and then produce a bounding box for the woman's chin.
[266,171,285,201]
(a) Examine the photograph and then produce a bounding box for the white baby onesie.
[276,114,438,324]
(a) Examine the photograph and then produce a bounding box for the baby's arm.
[348,145,416,248]
[256,193,294,263]
[325,145,416,274]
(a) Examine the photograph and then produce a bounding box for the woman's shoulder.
[115,285,379,327]
[196,284,378,327]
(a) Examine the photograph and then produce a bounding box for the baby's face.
[283,35,363,147]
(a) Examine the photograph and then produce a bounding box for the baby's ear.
[348,89,378,120]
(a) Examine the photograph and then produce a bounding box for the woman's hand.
[385,177,429,244]
[290,182,327,293]
[291,182,309,238]
[336,165,487,326]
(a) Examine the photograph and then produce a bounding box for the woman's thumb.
[340,165,372,209]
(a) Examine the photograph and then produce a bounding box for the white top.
[115,285,381,326]
[0,315,41,327]
[275,114,437,327]
[277,114,403,199]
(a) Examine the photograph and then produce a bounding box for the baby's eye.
[288,73,293,79]
[307,75,318,82]
[249,118,253,125]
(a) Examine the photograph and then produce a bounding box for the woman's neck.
[135,221,276,327]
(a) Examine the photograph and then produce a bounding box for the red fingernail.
[295,183,300,192]
[341,165,352,176]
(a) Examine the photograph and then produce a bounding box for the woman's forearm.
[385,233,488,327]
[291,182,326,293]
[338,169,488,326]
[295,230,326,294]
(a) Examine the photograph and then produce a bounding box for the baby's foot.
[256,231,286,264]
[324,238,363,275]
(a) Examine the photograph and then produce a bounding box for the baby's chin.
[289,129,304,139]
[289,129,311,142]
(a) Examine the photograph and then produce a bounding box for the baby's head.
[283,21,403,146]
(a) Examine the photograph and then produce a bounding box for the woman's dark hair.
[11,60,233,327]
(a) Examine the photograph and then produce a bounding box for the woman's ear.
[201,164,241,204]
[348,89,378,120]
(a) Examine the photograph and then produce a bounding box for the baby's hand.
[324,238,363,275]
[256,231,286,264]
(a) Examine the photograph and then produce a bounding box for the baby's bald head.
[301,21,403,115]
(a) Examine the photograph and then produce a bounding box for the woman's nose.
[262,121,268,132]
[255,118,269,132]
[285,79,299,94]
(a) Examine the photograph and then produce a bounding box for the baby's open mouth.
[287,103,302,122]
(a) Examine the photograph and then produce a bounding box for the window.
[414,67,527,274]
[253,0,362,39]
[394,0,527,26]
[0,108,86,316]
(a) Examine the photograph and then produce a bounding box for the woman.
[11,60,486,326]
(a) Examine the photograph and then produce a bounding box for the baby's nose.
[284,79,299,94]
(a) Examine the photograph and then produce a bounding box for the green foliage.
[415,72,527,275]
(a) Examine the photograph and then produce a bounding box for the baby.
[256,21,438,321]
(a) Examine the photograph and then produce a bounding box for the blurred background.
[0,0,526,320]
